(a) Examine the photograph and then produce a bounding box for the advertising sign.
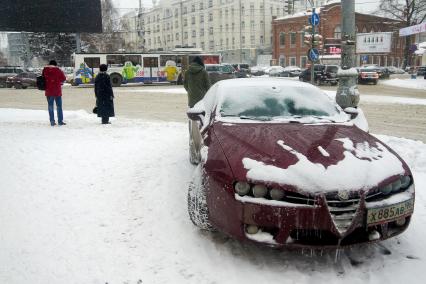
[0,0,102,33]
[399,23,426,37]
[356,32,393,54]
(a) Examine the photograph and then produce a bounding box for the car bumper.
[217,186,414,248]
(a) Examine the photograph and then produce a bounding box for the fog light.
[392,179,402,192]
[368,230,381,241]
[396,217,406,227]
[380,184,392,195]
[252,184,267,198]
[246,225,259,235]
[235,182,250,196]
[270,188,285,200]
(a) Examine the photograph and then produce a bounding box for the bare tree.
[0,51,7,66]
[379,0,426,68]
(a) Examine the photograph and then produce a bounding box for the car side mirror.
[187,108,205,123]
[344,107,359,119]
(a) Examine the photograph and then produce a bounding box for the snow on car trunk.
[0,108,426,284]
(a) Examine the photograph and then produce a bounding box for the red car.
[187,78,415,248]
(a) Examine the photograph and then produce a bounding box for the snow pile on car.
[242,138,404,193]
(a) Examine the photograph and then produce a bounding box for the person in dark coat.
[95,64,115,124]
[42,60,66,126]
[184,56,211,107]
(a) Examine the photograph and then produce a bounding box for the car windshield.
[327,66,338,73]
[219,84,346,122]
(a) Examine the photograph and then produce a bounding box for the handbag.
[36,75,46,91]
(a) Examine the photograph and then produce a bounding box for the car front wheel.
[187,165,215,231]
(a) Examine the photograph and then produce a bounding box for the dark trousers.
[102,116,109,124]
[46,96,63,123]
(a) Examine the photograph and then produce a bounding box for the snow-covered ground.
[0,108,426,284]
[380,78,426,91]
[324,90,426,106]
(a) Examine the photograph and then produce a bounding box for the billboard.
[0,0,102,33]
[399,23,426,37]
[356,32,393,54]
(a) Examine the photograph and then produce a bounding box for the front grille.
[326,194,359,233]
[283,191,316,206]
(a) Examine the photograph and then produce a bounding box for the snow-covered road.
[0,109,425,284]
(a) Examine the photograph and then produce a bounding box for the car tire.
[15,83,22,89]
[187,165,215,231]
[22,85,28,89]
[373,80,378,85]
[110,73,122,87]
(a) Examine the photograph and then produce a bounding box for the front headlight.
[380,175,412,195]
[235,182,250,196]
[252,184,267,198]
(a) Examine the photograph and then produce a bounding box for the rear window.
[206,65,220,72]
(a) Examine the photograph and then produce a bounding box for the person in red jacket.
[42,60,66,126]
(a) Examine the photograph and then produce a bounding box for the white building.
[140,0,289,64]
[292,0,331,13]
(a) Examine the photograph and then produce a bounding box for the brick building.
[272,2,412,68]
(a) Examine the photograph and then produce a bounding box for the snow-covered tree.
[0,51,7,66]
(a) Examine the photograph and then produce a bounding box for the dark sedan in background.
[205,64,236,85]
[6,72,39,89]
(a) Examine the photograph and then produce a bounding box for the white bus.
[72,52,221,87]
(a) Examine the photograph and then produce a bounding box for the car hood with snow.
[212,121,410,196]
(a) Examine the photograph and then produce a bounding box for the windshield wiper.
[310,116,336,123]
[239,115,272,121]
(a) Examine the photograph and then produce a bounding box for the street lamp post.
[336,0,359,109]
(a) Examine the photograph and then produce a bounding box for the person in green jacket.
[184,56,211,107]
[184,56,211,164]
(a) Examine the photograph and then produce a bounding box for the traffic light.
[304,34,312,46]
[312,34,323,49]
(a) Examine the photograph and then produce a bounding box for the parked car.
[387,66,405,75]
[361,65,390,79]
[250,66,266,76]
[417,66,426,76]
[205,64,236,85]
[299,64,338,85]
[6,72,39,89]
[357,68,379,85]
[0,66,25,88]
[269,66,302,77]
[187,78,414,248]
[231,63,250,78]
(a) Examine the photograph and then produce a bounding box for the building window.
[201,42,205,49]
[175,20,179,28]
[260,36,264,45]
[209,40,214,50]
[191,16,195,24]
[184,32,188,39]
[226,24,229,31]
[334,26,341,39]
[175,8,179,17]
[208,0,213,8]
[300,56,307,68]
[241,21,245,29]
[250,20,255,30]
[184,19,187,26]
[183,6,187,14]
[301,31,305,47]
[192,30,196,38]
[279,32,285,46]
[232,23,235,31]
[209,13,213,21]
[290,57,296,66]
[279,56,285,67]
[209,27,213,35]
[250,35,255,46]
[200,28,204,36]
[191,5,195,13]
[200,2,204,10]
[290,32,296,46]
[220,25,223,32]
[200,15,204,23]
[242,36,245,44]
[226,38,229,48]
[176,33,179,40]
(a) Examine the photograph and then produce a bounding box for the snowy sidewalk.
[0,109,426,284]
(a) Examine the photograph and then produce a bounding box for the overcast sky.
[112,0,379,13]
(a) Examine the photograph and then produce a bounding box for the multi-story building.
[119,10,141,52]
[140,0,289,64]
[7,33,27,66]
[272,1,410,68]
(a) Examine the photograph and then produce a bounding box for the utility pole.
[335,0,359,109]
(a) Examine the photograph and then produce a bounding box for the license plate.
[367,199,414,225]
